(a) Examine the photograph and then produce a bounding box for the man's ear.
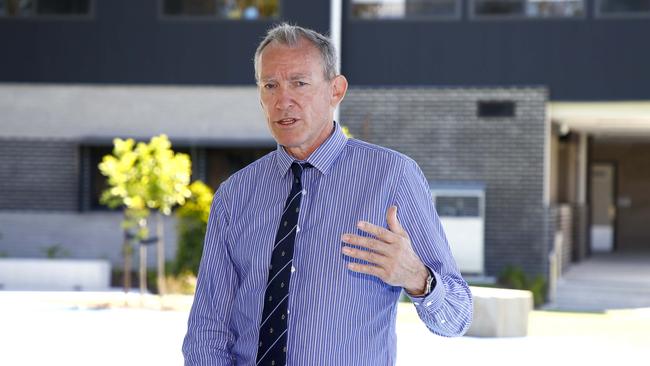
[330,75,348,107]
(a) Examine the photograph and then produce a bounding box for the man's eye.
[264,84,276,89]
[295,81,308,87]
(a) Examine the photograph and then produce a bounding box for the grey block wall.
[340,87,550,278]
[0,138,178,268]
[0,138,79,211]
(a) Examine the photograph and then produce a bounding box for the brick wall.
[340,87,549,277]
[0,138,79,211]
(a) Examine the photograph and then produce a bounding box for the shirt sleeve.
[182,188,238,365]
[394,158,473,337]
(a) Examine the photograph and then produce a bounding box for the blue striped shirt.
[183,121,473,365]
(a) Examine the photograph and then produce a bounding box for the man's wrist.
[405,266,432,297]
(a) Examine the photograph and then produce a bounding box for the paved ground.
[1,292,648,366]
[546,251,650,311]
[2,251,648,365]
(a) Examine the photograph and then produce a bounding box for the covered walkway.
[547,251,650,312]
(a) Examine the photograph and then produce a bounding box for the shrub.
[498,265,547,307]
[174,181,214,276]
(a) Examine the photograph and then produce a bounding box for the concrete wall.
[0,211,178,268]
[0,84,272,144]
[341,87,550,277]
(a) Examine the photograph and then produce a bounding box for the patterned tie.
[256,162,309,366]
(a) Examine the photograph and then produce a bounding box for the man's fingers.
[341,233,390,254]
[355,221,399,243]
[346,262,385,279]
[386,205,405,236]
[341,245,387,266]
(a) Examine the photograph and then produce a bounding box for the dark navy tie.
[256,162,309,366]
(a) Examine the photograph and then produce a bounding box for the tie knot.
[290,162,311,181]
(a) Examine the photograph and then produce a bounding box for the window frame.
[469,0,587,21]
[157,0,282,22]
[348,0,462,22]
[0,0,95,21]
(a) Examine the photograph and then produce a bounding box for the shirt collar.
[275,121,348,177]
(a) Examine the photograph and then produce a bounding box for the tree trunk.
[122,230,132,293]
[139,243,147,297]
[156,212,167,295]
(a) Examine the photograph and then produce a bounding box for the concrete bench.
[0,258,111,291]
[466,286,533,337]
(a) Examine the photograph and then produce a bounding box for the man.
[183,23,472,365]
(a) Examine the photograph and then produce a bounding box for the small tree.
[174,181,214,276]
[99,135,191,295]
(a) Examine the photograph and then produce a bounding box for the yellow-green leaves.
[99,134,192,218]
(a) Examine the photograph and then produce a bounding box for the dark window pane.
[163,0,216,15]
[475,0,525,16]
[474,0,584,17]
[435,196,480,217]
[599,0,650,13]
[89,146,113,210]
[351,0,458,19]
[163,0,279,19]
[478,101,516,118]
[0,0,34,16]
[205,147,273,191]
[37,0,89,14]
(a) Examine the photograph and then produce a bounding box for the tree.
[99,135,191,295]
[174,181,214,276]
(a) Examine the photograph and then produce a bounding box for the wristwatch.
[422,268,436,296]
[410,268,436,297]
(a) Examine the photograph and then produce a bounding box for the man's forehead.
[258,41,324,80]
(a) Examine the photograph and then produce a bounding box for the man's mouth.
[276,118,299,126]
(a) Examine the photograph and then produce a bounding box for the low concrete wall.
[467,286,533,337]
[0,211,178,268]
[0,258,111,291]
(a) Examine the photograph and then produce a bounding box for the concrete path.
[546,251,650,312]
[1,291,648,366]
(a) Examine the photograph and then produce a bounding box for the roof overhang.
[549,101,650,138]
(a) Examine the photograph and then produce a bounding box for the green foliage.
[98,134,192,217]
[174,181,214,276]
[341,125,354,138]
[166,271,198,295]
[99,134,193,293]
[41,244,70,259]
[498,265,548,307]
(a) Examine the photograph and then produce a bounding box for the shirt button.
[302,189,306,195]
[296,226,300,233]
[291,266,296,273]
[426,301,433,306]
[441,319,447,324]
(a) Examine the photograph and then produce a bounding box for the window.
[472,0,585,18]
[435,196,480,217]
[477,101,516,118]
[80,145,273,211]
[597,0,650,16]
[0,0,90,17]
[351,0,459,19]
[162,0,279,20]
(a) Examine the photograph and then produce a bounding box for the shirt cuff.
[407,270,446,311]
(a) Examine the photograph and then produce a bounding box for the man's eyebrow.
[289,74,310,80]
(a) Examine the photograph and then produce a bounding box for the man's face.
[257,39,346,160]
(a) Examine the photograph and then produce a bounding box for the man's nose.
[274,85,294,110]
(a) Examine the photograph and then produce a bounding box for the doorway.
[590,163,617,253]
